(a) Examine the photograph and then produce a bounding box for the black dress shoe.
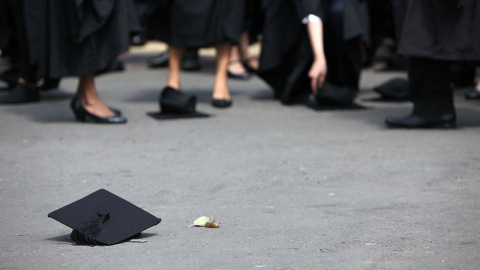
[70,96,127,124]
[0,84,40,104]
[211,98,232,108]
[148,52,170,68]
[465,89,480,100]
[385,114,456,129]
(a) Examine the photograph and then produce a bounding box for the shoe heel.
[70,96,86,122]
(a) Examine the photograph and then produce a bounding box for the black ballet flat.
[70,96,127,124]
[71,96,122,116]
[227,70,251,80]
[211,98,232,108]
[227,59,251,80]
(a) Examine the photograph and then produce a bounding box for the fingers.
[311,75,318,93]
[318,72,326,87]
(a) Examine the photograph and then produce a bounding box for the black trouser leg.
[324,0,361,91]
[409,57,454,118]
[11,0,36,82]
[0,0,39,104]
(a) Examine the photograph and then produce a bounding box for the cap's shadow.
[46,232,158,245]
[127,87,258,104]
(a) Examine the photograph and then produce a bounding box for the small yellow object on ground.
[189,216,220,228]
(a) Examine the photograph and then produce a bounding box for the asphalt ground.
[0,48,479,270]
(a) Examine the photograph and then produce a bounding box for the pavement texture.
[0,51,480,270]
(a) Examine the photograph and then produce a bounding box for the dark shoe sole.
[212,99,232,108]
[385,119,456,129]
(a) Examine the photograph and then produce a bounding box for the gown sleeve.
[294,0,325,22]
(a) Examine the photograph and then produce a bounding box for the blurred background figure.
[149,0,246,108]
[0,0,42,103]
[385,0,480,128]
[130,0,202,71]
[227,0,263,80]
[2,0,141,123]
[257,0,370,107]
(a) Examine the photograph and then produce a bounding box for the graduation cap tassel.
[70,212,110,246]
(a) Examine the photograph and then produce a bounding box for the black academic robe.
[0,0,13,50]
[244,0,263,44]
[23,0,140,78]
[395,0,480,61]
[150,0,245,47]
[258,0,370,104]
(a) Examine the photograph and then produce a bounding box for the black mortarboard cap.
[315,82,357,106]
[307,82,366,110]
[48,189,161,246]
[373,78,411,101]
[148,86,210,120]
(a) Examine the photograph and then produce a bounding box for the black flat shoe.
[385,114,455,129]
[71,96,122,116]
[465,89,480,100]
[227,70,251,80]
[70,97,127,124]
[211,98,232,108]
[228,59,251,80]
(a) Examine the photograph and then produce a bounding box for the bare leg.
[167,46,185,89]
[238,32,259,70]
[76,73,114,117]
[213,43,232,100]
[228,45,247,74]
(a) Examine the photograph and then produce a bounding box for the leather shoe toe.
[385,114,455,129]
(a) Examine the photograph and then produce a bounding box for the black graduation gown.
[0,0,13,50]
[395,0,480,61]
[24,0,140,78]
[258,0,370,104]
[244,0,263,43]
[151,0,245,47]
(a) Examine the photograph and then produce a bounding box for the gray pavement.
[1,54,479,270]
